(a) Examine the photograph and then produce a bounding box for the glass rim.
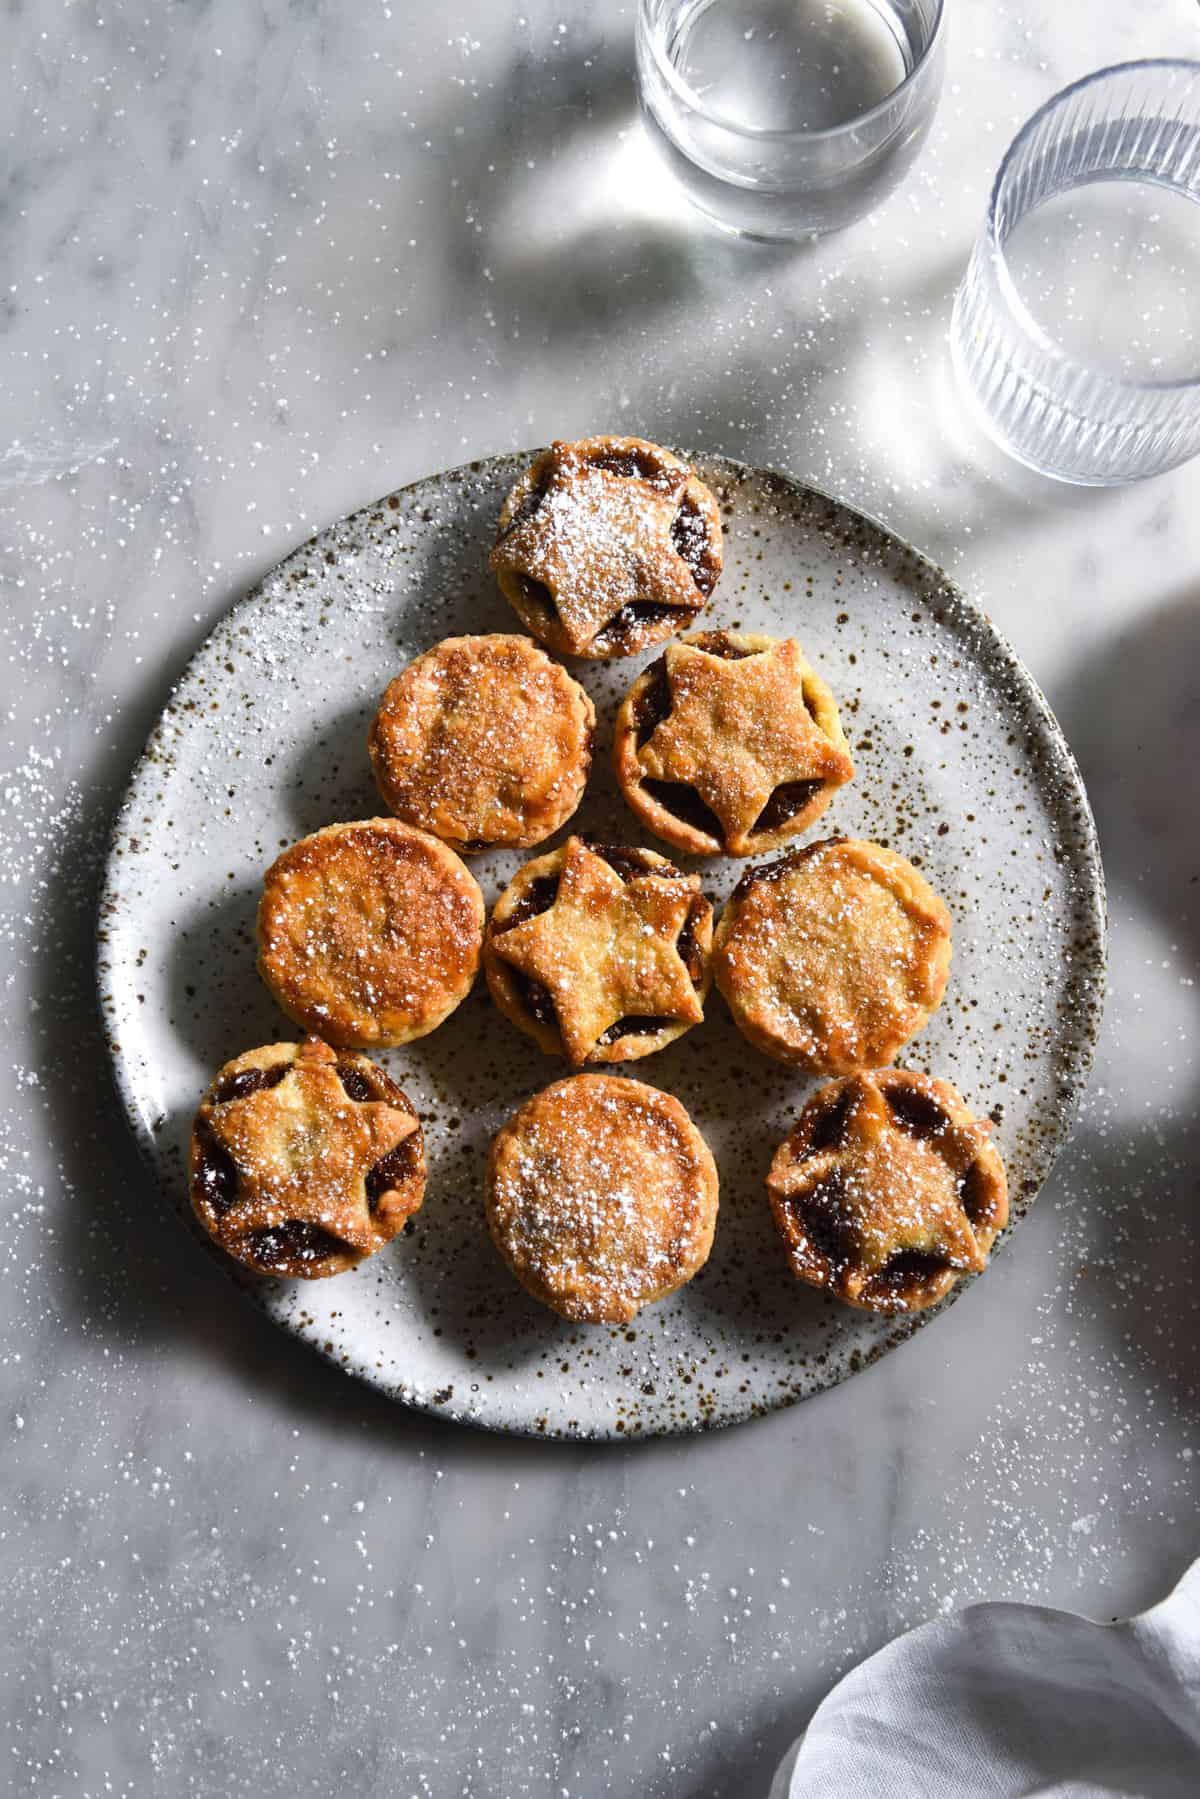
[637,0,945,143]
[985,57,1200,397]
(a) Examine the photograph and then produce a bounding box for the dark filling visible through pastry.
[196,1061,419,1247]
[595,600,696,653]
[520,585,689,659]
[804,1084,857,1153]
[195,1066,291,1224]
[497,846,706,1050]
[633,639,827,842]
[750,780,825,837]
[336,1062,422,1215]
[671,499,720,597]
[193,1120,240,1218]
[794,1087,986,1301]
[958,1158,994,1228]
[364,1132,422,1215]
[213,1063,288,1104]
[795,1177,953,1301]
[859,1250,951,1304]
[641,779,726,844]
[243,1220,350,1272]
[885,1085,951,1140]
[336,1063,375,1102]
[505,447,717,642]
[790,1171,857,1268]
[632,638,750,749]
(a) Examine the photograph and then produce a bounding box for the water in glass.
[636,0,944,238]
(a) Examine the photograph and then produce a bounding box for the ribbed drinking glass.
[951,60,1200,485]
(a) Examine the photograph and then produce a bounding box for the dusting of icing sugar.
[3,8,1188,1782]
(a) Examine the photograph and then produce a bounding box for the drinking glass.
[951,60,1200,486]
[635,0,945,239]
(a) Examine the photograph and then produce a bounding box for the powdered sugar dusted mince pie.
[257,819,484,1048]
[190,1036,426,1279]
[489,436,723,659]
[613,630,854,857]
[486,1073,719,1324]
[766,1070,1008,1315]
[484,835,712,1066]
[714,837,952,1073]
[368,633,595,853]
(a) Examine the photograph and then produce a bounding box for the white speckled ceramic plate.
[98,453,1105,1439]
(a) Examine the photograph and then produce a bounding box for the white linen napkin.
[770,1558,1200,1798]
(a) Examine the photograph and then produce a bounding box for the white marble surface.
[2,2,1198,1794]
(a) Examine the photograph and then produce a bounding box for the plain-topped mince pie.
[190,1036,426,1279]
[714,837,952,1072]
[486,1073,719,1323]
[484,835,713,1066]
[490,435,723,659]
[368,633,595,853]
[767,1070,1007,1315]
[613,630,854,857]
[258,819,484,1048]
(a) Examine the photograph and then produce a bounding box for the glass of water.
[635,0,945,239]
[951,60,1200,486]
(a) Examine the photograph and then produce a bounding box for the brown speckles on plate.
[97,451,1105,1440]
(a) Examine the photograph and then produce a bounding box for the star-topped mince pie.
[190,1036,426,1279]
[257,819,485,1049]
[714,838,952,1073]
[766,1070,1008,1315]
[490,436,723,659]
[486,1074,719,1323]
[368,634,595,853]
[613,630,854,857]
[484,836,713,1067]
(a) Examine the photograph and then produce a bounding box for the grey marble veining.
[2,2,1198,1795]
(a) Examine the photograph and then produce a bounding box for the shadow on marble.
[1048,587,1200,1416]
[830,247,1124,571]
[1055,585,1200,954]
[674,1683,829,1799]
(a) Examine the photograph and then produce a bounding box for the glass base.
[948,319,1153,488]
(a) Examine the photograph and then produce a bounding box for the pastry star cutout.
[638,638,854,851]
[774,1081,986,1299]
[490,442,700,654]
[494,838,704,1066]
[204,1043,417,1250]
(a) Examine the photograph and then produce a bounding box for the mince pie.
[613,631,854,857]
[190,1036,426,1279]
[484,835,712,1066]
[714,838,952,1072]
[490,435,723,659]
[368,633,594,853]
[486,1073,719,1323]
[257,819,484,1048]
[767,1070,1007,1315]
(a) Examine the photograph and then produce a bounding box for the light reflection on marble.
[2,2,1198,1794]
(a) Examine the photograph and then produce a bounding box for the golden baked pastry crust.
[613,631,854,857]
[257,819,484,1049]
[484,836,712,1066]
[486,1073,719,1323]
[190,1036,426,1279]
[714,837,952,1072]
[368,633,595,853]
[766,1070,1008,1315]
[490,436,723,659]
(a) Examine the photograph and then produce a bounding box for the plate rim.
[96,449,1108,1441]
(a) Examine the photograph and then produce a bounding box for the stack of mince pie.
[188,434,1008,1330]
